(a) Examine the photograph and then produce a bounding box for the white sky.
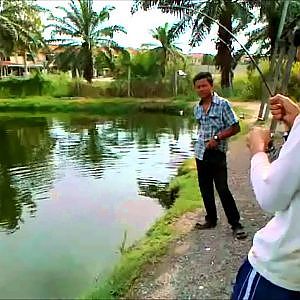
[37,0,253,55]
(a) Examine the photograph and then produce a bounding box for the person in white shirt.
[232,94,300,299]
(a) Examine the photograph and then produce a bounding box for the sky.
[37,0,252,55]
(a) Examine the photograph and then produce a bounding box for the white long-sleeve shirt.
[248,115,300,291]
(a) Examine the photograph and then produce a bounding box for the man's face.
[194,78,213,99]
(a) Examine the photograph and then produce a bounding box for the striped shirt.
[193,93,239,160]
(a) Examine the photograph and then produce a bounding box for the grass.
[0,96,193,115]
[83,159,201,299]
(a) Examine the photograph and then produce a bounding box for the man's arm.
[217,123,240,140]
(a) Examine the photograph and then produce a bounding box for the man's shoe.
[195,221,217,230]
[232,224,247,240]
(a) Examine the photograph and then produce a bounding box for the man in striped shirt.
[193,72,247,240]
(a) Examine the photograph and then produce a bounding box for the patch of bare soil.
[126,102,270,299]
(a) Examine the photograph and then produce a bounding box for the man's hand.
[247,127,271,156]
[206,139,219,149]
[270,94,300,129]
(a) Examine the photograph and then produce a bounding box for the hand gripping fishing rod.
[158,3,297,159]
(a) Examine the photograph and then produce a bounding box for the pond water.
[0,112,196,299]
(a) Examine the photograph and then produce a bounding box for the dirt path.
[127,101,270,299]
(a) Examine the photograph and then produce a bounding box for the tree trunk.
[174,70,178,96]
[215,0,233,89]
[83,43,93,83]
[72,68,76,78]
[23,51,29,76]
[161,48,166,78]
[281,44,297,93]
[127,65,131,97]
[269,0,290,71]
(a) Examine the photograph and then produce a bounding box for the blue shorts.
[231,258,300,300]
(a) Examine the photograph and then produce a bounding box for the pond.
[0,112,195,299]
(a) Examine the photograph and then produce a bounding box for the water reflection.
[0,113,195,233]
[53,123,119,179]
[0,112,195,299]
[0,117,55,233]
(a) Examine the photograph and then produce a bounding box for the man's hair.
[193,72,213,86]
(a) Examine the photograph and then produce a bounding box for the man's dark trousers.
[195,148,240,227]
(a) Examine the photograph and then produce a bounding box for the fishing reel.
[267,131,289,162]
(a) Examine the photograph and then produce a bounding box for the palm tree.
[0,0,21,54]
[0,1,45,71]
[132,0,255,88]
[0,0,45,76]
[53,45,84,77]
[49,0,126,83]
[13,1,46,75]
[116,49,132,96]
[149,22,184,78]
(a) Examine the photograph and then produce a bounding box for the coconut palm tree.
[132,0,255,88]
[149,22,184,78]
[49,0,126,83]
[13,1,46,75]
[0,0,21,54]
[0,0,45,75]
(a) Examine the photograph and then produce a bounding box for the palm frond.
[131,0,198,15]
[96,25,126,39]
[97,5,115,22]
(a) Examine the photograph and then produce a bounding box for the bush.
[238,61,300,101]
[42,73,73,97]
[105,78,172,98]
[213,61,270,101]
[288,62,300,101]
[0,72,75,98]
[0,73,46,98]
[242,72,263,100]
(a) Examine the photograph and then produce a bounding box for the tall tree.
[132,0,255,88]
[149,22,184,77]
[0,0,45,73]
[13,0,45,75]
[49,0,126,83]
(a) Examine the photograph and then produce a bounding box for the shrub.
[288,62,300,101]
[105,78,171,98]
[0,73,46,98]
[42,73,73,97]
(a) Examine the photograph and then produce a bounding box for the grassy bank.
[0,96,251,123]
[83,159,201,299]
[0,96,192,115]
